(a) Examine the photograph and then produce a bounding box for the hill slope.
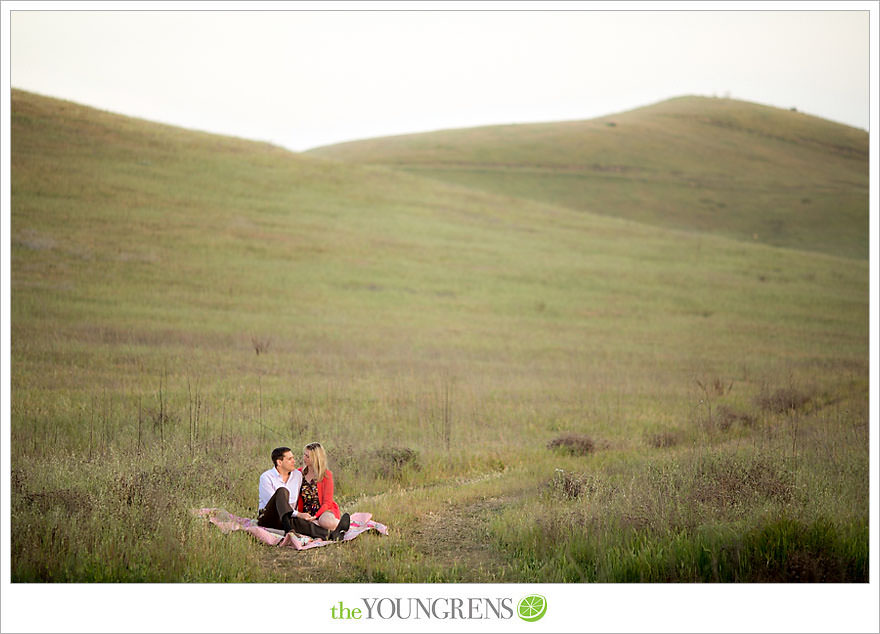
[308,97,868,259]
[10,90,868,584]
[11,89,866,381]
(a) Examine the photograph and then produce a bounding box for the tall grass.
[490,377,868,582]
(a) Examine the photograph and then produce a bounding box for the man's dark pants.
[256,488,329,539]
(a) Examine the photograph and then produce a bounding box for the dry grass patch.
[754,386,812,414]
[547,433,595,456]
[691,456,794,508]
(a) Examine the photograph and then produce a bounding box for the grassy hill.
[308,96,869,259]
[10,89,868,583]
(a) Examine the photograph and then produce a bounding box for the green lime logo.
[517,594,547,622]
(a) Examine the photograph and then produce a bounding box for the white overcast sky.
[5,3,873,152]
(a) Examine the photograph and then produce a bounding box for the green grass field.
[10,89,868,582]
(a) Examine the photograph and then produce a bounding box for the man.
[257,446,346,540]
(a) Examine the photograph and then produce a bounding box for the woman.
[297,442,350,541]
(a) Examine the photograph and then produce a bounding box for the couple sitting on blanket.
[257,442,351,541]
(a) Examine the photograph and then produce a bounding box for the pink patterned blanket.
[194,508,388,550]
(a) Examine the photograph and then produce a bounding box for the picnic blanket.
[193,508,388,550]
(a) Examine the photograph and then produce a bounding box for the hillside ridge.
[11,89,868,260]
[306,95,868,259]
[308,95,867,156]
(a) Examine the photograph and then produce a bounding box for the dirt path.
[406,493,521,582]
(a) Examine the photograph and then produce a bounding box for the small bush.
[716,405,757,431]
[372,446,421,479]
[691,455,794,508]
[547,433,595,456]
[754,387,812,413]
[547,469,586,500]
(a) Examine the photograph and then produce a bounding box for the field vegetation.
[9,89,868,582]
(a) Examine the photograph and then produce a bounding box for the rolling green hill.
[308,96,869,259]
[10,89,868,583]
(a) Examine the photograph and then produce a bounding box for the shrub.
[691,455,794,508]
[716,405,757,430]
[372,446,421,479]
[754,387,812,413]
[547,469,599,500]
[547,433,595,456]
[548,469,583,499]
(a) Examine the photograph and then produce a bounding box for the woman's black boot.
[329,513,350,541]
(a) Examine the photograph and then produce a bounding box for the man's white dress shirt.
[258,467,303,513]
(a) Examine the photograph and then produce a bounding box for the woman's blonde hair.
[303,442,328,482]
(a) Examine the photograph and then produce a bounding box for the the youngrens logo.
[330,598,513,620]
[330,595,547,621]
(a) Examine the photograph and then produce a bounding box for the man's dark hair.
[271,446,291,467]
